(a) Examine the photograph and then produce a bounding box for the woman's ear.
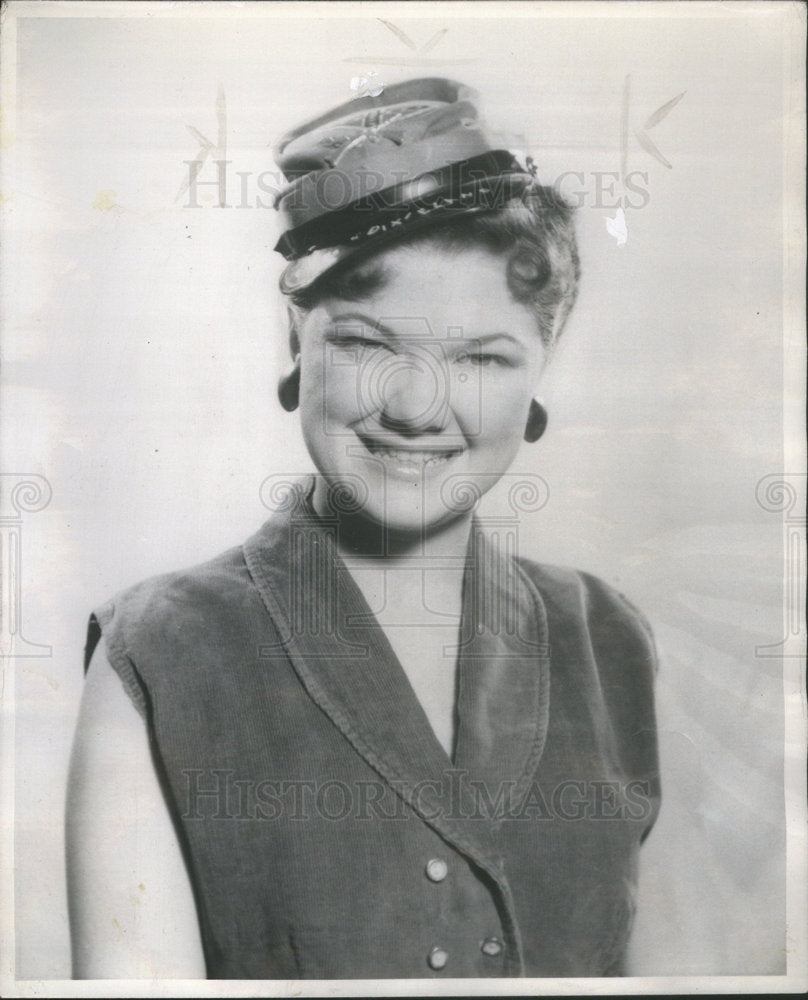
[530,346,550,397]
[277,305,302,412]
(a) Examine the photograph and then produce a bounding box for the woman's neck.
[315,493,472,688]
[313,504,474,568]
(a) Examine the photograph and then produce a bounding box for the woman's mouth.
[358,437,463,468]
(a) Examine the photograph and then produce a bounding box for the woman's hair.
[283,184,580,351]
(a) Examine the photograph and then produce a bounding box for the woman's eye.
[455,350,505,367]
[330,336,387,355]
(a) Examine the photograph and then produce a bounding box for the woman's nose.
[371,351,450,433]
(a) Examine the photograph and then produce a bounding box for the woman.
[66,78,660,980]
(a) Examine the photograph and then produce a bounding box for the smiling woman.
[294,244,549,536]
[66,77,661,980]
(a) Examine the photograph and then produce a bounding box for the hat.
[273,78,534,294]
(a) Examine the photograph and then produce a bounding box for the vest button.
[428,946,448,970]
[480,936,504,957]
[425,858,448,882]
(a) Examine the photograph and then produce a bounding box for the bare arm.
[66,640,207,979]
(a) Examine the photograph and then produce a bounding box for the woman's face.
[296,243,548,535]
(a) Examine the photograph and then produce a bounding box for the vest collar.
[243,477,550,952]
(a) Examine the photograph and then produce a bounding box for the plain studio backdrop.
[2,1,803,984]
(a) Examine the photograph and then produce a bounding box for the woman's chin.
[312,457,474,528]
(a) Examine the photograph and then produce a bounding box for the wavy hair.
[284,183,579,351]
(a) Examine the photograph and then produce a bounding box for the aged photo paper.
[1,1,806,995]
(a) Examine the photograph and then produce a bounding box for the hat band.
[274,150,530,261]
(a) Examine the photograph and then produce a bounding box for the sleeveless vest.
[86,483,660,979]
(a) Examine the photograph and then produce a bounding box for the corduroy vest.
[87,485,660,979]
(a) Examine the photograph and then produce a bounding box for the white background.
[2,0,805,987]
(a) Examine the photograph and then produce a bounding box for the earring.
[277,357,300,412]
[524,398,548,442]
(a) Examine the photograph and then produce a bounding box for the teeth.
[365,445,458,466]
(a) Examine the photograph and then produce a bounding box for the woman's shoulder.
[91,541,256,644]
[514,553,637,605]
[85,539,270,710]
[513,555,658,663]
